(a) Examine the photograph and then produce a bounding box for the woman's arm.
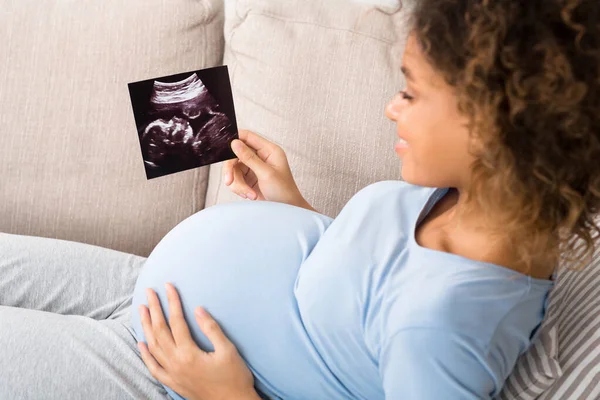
[237,391,264,400]
[293,197,320,213]
[380,328,497,399]
[188,388,263,400]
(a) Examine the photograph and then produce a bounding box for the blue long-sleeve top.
[131,180,554,399]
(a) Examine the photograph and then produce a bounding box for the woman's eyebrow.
[401,65,415,82]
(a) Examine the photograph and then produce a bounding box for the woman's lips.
[395,138,409,153]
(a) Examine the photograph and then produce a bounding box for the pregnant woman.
[2,0,600,399]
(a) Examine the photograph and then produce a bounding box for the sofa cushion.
[0,0,224,256]
[206,0,413,217]
[498,240,600,400]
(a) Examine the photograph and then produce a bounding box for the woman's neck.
[435,187,557,280]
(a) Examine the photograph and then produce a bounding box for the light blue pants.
[0,232,170,400]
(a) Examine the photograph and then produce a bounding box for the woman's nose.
[385,95,402,120]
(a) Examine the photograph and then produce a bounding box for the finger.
[245,174,259,191]
[138,304,168,366]
[230,139,270,179]
[137,341,172,385]
[194,307,233,354]
[222,160,236,186]
[164,283,195,347]
[237,130,280,154]
[236,159,251,177]
[231,166,256,200]
[223,161,249,187]
[146,288,175,352]
[241,163,251,177]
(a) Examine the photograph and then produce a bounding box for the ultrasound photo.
[128,65,238,179]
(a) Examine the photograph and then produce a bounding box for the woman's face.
[386,33,477,190]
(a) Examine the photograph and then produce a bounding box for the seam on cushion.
[229,0,241,80]
[209,4,233,208]
[201,20,210,211]
[220,1,242,208]
[226,0,249,44]
[203,0,219,25]
[211,4,243,208]
[193,167,199,213]
[353,6,401,36]
[236,11,396,45]
[191,22,208,214]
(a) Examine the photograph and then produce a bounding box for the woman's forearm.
[302,203,320,213]
[189,390,262,400]
[242,391,264,400]
[294,197,319,213]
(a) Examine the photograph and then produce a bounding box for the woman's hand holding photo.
[224,130,310,209]
[137,283,261,400]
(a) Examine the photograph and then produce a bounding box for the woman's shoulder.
[329,180,442,238]
[379,270,550,352]
[358,179,427,193]
[348,180,438,207]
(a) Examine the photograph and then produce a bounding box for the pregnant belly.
[130,200,333,400]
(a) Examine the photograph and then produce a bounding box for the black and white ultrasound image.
[128,65,238,179]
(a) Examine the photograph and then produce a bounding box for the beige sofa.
[1,0,598,398]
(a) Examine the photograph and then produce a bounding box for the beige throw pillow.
[206,0,414,217]
[0,0,224,256]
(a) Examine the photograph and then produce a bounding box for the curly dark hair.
[407,0,600,273]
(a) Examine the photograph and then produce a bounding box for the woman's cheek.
[398,101,421,131]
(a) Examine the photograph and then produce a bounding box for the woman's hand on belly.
[137,283,262,400]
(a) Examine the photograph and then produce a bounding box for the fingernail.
[232,140,242,151]
[240,193,247,199]
[247,192,256,200]
[224,172,231,183]
[195,307,207,317]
